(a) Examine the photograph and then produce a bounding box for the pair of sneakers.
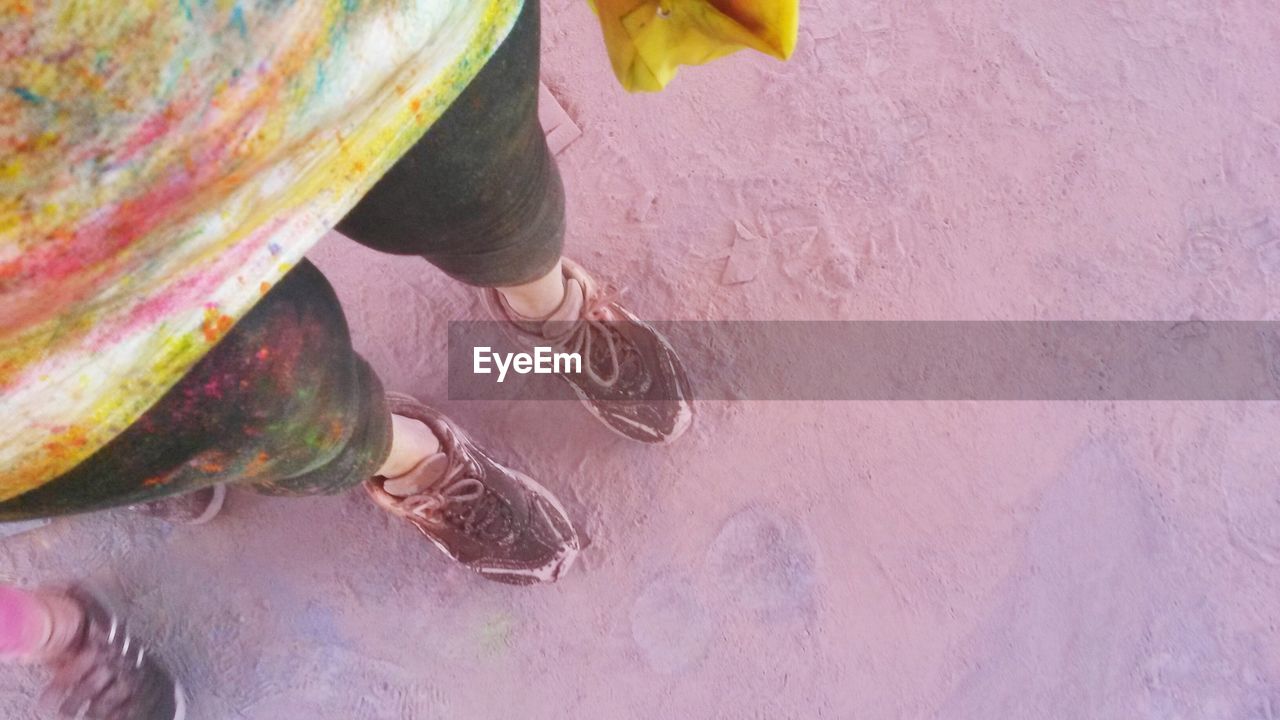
[41,260,689,718]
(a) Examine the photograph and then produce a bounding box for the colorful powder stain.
[10,86,44,105]
[201,307,236,343]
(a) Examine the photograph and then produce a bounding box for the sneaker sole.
[173,680,188,720]
[185,485,226,526]
[473,463,579,585]
[568,381,693,445]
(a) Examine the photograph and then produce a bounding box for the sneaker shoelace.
[388,425,508,540]
[540,285,627,389]
[103,616,147,670]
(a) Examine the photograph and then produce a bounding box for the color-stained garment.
[0,0,796,499]
[1,0,523,497]
[0,0,553,520]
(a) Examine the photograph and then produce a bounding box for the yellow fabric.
[589,0,799,92]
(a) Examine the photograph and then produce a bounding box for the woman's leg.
[337,0,693,443]
[0,261,391,520]
[336,0,561,289]
[338,0,570,317]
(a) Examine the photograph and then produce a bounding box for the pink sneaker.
[484,258,693,444]
[29,586,186,719]
[365,393,580,585]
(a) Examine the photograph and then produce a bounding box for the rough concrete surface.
[4,0,1280,718]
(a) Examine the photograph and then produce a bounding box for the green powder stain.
[11,87,44,105]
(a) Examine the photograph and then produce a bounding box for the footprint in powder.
[705,506,817,622]
[629,571,713,675]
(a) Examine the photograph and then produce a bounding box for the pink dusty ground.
[3,1,1280,718]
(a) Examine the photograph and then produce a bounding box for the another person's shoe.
[130,485,225,526]
[36,586,186,720]
[484,257,693,444]
[365,393,579,585]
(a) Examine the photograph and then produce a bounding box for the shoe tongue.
[382,452,449,498]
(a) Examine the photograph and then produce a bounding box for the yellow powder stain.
[41,424,89,457]
[0,201,22,237]
[0,359,19,390]
[0,157,22,181]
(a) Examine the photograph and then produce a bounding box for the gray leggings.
[337,0,561,287]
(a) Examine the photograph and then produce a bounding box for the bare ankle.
[377,414,442,478]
